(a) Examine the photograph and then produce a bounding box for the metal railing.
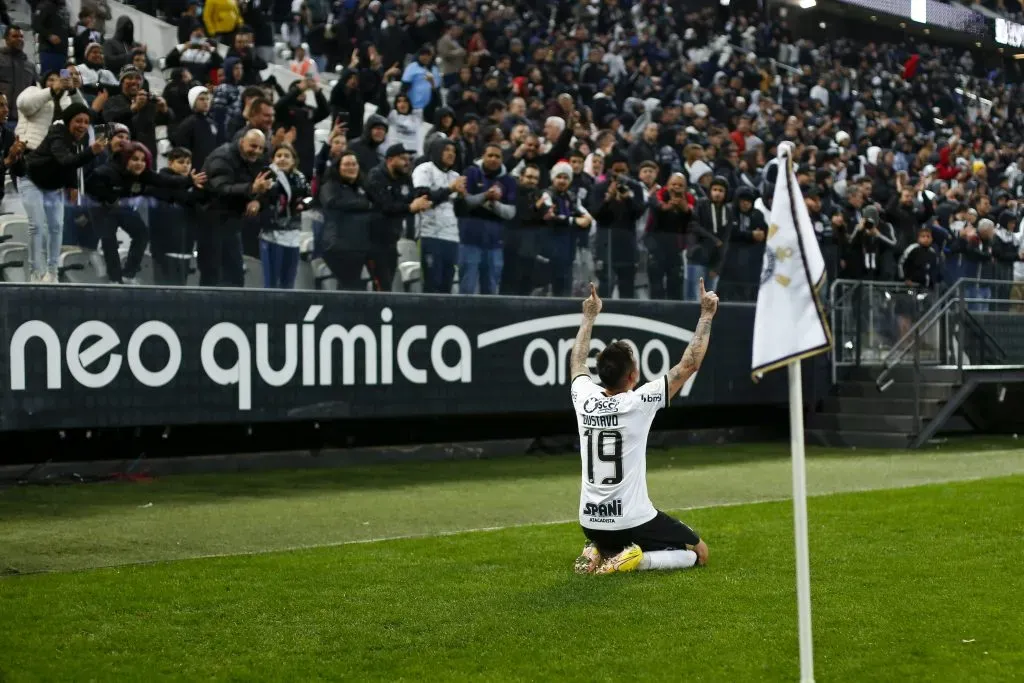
[829,277,1024,439]
[828,279,945,383]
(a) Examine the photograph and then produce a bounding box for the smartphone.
[334,112,349,125]
[191,36,203,46]
[60,69,71,78]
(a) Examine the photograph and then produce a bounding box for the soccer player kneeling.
[570,281,717,575]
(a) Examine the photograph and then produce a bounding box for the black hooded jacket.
[319,168,374,252]
[85,159,191,204]
[25,123,98,191]
[349,114,388,174]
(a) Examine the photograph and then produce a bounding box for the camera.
[93,123,111,141]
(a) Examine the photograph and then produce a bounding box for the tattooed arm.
[667,277,719,399]
[570,283,602,380]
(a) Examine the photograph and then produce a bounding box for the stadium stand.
[0,0,1021,304]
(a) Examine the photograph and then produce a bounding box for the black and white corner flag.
[751,144,833,379]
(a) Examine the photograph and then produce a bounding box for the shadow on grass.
[0,437,1019,523]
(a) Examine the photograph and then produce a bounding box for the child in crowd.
[260,143,310,288]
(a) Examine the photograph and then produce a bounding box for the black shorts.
[581,511,700,556]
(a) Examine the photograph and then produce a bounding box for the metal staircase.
[806,278,1024,449]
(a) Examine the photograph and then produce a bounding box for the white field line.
[37,469,1020,576]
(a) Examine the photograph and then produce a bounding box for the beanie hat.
[109,122,130,137]
[118,65,141,82]
[61,102,91,125]
[188,85,209,110]
[551,160,573,181]
[85,42,103,56]
[710,175,730,191]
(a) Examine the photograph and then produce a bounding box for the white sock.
[637,550,698,571]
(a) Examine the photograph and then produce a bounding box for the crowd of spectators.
[0,0,1023,303]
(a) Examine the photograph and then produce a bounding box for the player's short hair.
[596,341,634,390]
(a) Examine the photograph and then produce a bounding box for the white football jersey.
[571,374,668,530]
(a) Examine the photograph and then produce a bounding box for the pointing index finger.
[699,277,706,297]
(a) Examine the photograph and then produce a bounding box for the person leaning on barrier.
[501,162,545,296]
[543,161,592,297]
[85,141,205,284]
[687,175,733,300]
[457,143,517,295]
[259,143,310,290]
[319,150,375,291]
[200,128,274,287]
[22,103,106,282]
[645,172,694,301]
[364,144,432,292]
[149,147,207,286]
[719,184,768,302]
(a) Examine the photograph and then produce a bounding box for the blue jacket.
[458,162,517,249]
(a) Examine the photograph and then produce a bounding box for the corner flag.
[750,143,833,683]
[751,143,832,379]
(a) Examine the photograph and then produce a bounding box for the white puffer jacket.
[15,86,87,151]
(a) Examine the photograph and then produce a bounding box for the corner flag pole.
[788,362,814,683]
[750,142,832,683]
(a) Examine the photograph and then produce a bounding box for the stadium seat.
[0,243,29,282]
[311,258,337,290]
[185,262,200,287]
[242,255,264,289]
[135,254,156,285]
[299,233,314,255]
[0,216,30,246]
[59,249,105,284]
[294,259,315,290]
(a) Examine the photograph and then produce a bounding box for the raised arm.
[667,278,718,398]
[570,283,602,380]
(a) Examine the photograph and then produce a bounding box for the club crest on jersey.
[583,499,622,521]
[583,395,619,413]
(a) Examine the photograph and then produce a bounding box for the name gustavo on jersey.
[581,414,619,427]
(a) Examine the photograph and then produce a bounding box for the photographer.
[85,141,204,283]
[589,153,645,299]
[845,205,897,281]
[645,172,695,301]
[102,65,174,162]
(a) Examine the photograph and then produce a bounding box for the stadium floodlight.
[798,0,816,8]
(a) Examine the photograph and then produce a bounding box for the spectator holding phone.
[259,143,310,288]
[273,77,329,179]
[164,28,223,83]
[15,70,87,155]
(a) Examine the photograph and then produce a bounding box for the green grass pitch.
[1,441,1023,681]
